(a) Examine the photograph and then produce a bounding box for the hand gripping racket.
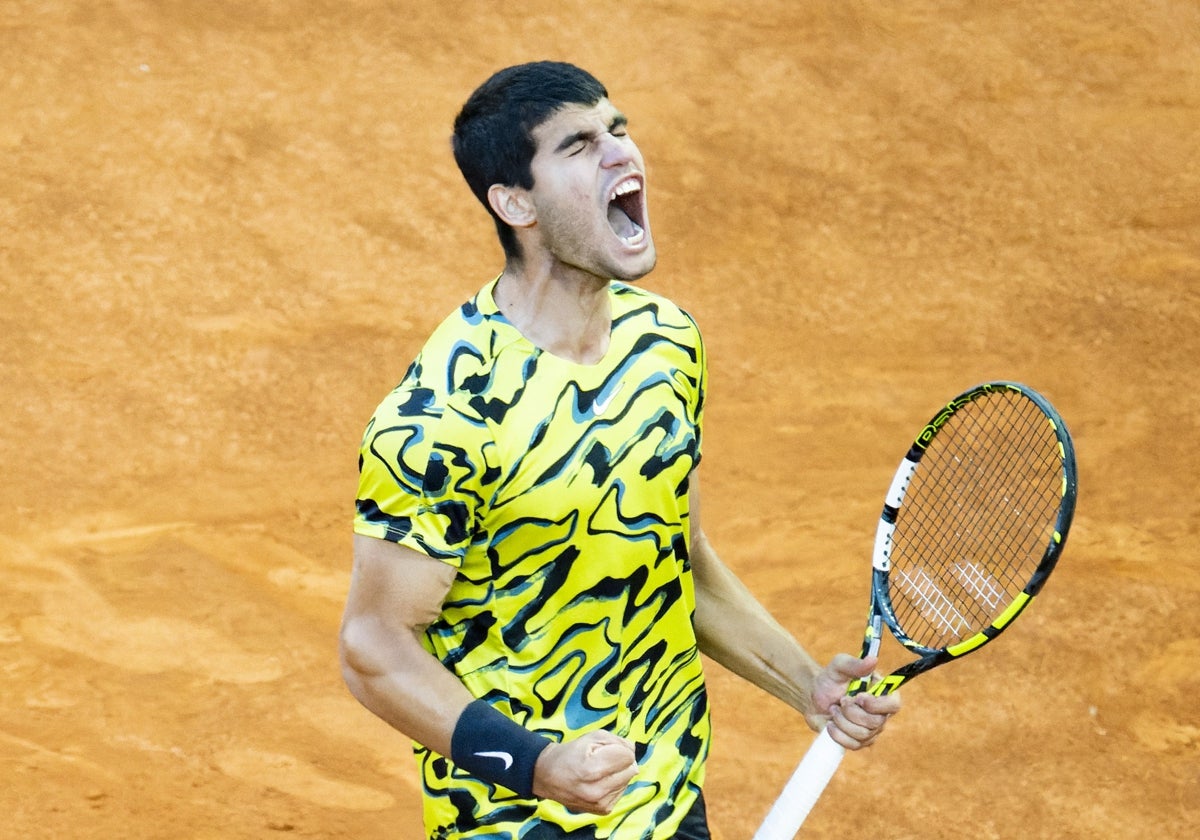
[754,381,1078,839]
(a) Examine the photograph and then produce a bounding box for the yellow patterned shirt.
[355,279,710,839]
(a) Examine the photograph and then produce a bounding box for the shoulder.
[358,292,505,496]
[383,286,518,402]
[611,283,703,337]
[421,293,511,385]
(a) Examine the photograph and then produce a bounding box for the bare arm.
[339,533,473,757]
[339,533,638,811]
[688,476,824,716]
[688,474,900,747]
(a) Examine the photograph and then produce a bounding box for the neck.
[494,263,613,365]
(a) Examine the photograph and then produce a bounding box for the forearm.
[340,612,475,757]
[340,537,636,807]
[341,598,637,807]
[691,533,823,716]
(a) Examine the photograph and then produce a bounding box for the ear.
[487,184,536,229]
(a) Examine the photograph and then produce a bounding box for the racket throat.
[849,613,885,696]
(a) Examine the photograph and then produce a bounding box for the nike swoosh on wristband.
[474,750,515,770]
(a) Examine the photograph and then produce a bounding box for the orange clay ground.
[2,2,1197,838]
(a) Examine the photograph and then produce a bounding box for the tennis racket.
[753,381,1078,840]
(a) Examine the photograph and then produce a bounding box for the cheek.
[562,176,595,209]
[534,175,585,215]
[546,189,598,235]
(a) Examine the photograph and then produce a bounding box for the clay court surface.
[3,1,1198,837]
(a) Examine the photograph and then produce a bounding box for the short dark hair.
[452,62,608,261]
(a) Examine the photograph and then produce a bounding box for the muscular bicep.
[339,536,471,754]
[687,471,737,648]
[340,535,457,679]
[344,534,456,632]
[687,471,706,558]
[687,472,726,592]
[686,471,824,713]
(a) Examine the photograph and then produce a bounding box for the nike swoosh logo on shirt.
[474,750,514,770]
[592,381,624,416]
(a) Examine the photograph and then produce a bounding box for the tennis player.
[339,61,900,839]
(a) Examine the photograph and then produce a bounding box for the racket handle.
[752,728,846,840]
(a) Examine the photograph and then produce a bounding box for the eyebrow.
[554,113,629,154]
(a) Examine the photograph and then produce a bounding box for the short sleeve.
[354,387,494,566]
[682,308,707,466]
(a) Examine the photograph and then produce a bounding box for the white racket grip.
[752,728,847,840]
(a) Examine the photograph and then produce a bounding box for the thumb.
[828,653,878,680]
[585,730,636,755]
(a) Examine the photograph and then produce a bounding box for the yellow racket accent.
[946,592,1032,657]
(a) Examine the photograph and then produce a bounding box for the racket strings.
[889,391,1065,649]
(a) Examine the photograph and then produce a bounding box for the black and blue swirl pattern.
[356,280,710,839]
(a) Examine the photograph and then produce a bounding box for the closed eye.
[556,115,630,156]
[559,132,592,156]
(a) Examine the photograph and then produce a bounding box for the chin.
[613,241,657,282]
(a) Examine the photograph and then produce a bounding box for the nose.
[599,132,636,168]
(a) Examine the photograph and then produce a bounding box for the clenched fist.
[532,730,639,814]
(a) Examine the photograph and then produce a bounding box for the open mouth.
[606,178,646,247]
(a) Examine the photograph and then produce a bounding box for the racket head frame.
[851,381,1078,696]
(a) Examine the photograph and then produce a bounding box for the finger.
[585,756,638,814]
[826,652,879,681]
[588,741,638,768]
[840,695,893,726]
[600,761,638,794]
[586,730,637,754]
[849,690,902,716]
[826,701,885,749]
[577,744,639,795]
